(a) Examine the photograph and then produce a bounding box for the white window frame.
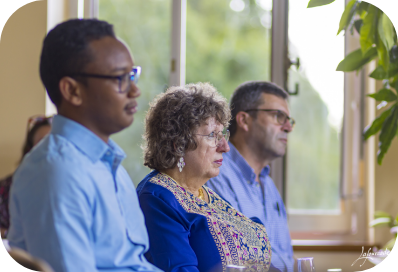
[271,0,374,243]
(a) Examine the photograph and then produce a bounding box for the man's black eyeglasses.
[244,109,295,127]
[70,66,141,93]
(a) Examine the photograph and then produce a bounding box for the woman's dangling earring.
[177,157,185,172]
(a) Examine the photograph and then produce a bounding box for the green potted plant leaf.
[367,211,397,264]
[308,0,398,165]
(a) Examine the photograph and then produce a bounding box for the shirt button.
[106,151,111,156]
[247,180,250,184]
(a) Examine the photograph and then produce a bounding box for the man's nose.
[282,120,293,133]
[127,82,141,98]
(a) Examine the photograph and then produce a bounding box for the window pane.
[286,0,344,211]
[99,0,171,186]
[186,0,272,99]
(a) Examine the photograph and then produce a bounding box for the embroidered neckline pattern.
[149,173,271,272]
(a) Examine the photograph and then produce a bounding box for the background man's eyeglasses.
[70,66,141,93]
[196,130,230,147]
[244,109,295,128]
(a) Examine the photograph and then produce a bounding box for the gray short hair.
[229,81,288,137]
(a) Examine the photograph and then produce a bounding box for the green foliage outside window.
[287,69,340,210]
[186,0,272,99]
[99,0,342,213]
[99,0,275,185]
[99,0,171,185]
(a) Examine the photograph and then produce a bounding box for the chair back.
[2,239,10,251]
[7,247,54,272]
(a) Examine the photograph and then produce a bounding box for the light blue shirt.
[207,142,294,272]
[8,115,161,272]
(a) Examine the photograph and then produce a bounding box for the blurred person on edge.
[0,115,52,238]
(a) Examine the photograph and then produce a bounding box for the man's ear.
[235,111,252,132]
[59,77,83,106]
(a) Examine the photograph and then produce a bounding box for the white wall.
[374,138,398,247]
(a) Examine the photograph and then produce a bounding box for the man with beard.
[207,81,295,272]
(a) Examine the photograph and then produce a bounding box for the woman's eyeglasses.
[244,109,295,128]
[196,130,230,147]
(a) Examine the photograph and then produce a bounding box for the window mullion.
[271,0,289,201]
[169,0,186,87]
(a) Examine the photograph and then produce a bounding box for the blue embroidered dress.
[137,171,272,272]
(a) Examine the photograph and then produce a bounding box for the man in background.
[8,19,160,272]
[207,81,295,272]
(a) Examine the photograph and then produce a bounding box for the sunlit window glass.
[99,0,171,186]
[286,0,344,212]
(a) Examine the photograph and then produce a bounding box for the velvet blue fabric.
[137,171,279,272]
[207,143,294,272]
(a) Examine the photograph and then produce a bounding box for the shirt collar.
[228,142,270,184]
[51,115,126,163]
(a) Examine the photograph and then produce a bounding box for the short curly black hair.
[143,82,231,170]
[40,18,115,107]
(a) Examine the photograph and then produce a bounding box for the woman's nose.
[216,138,230,153]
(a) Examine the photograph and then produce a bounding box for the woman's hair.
[143,82,231,170]
[21,117,52,158]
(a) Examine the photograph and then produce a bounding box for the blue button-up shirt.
[8,115,161,272]
[207,142,294,272]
